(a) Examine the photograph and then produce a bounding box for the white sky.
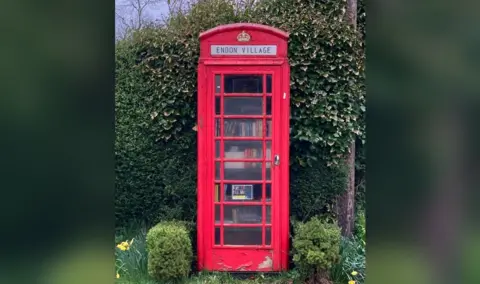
[115,0,170,38]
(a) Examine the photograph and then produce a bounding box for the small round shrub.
[146,221,193,281]
[292,217,341,281]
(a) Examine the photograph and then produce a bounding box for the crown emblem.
[237,31,251,42]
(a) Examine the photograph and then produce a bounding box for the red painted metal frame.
[197,23,290,272]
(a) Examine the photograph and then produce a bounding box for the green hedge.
[290,153,347,221]
[146,221,193,281]
[115,0,365,227]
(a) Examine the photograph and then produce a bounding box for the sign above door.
[211,45,277,56]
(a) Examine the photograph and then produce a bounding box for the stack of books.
[216,120,271,137]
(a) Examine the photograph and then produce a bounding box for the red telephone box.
[197,23,290,272]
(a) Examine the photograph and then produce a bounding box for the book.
[214,184,219,202]
[222,120,265,137]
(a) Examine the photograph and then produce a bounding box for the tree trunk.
[346,0,357,29]
[337,142,356,237]
[337,0,358,237]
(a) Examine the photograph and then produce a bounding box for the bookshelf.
[216,119,271,137]
[223,141,271,170]
[214,205,271,225]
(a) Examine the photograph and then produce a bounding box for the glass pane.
[224,227,262,245]
[215,205,220,224]
[215,141,220,158]
[266,227,271,245]
[224,205,262,224]
[266,74,272,93]
[224,162,262,180]
[224,74,263,93]
[215,119,221,136]
[266,205,271,224]
[224,140,262,159]
[215,162,221,180]
[215,97,221,115]
[266,183,271,202]
[266,162,271,180]
[215,227,221,245]
[224,183,262,202]
[266,119,272,137]
[224,119,263,137]
[266,97,272,115]
[266,141,271,159]
[215,75,221,93]
[225,97,262,115]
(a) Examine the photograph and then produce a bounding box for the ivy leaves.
[116,0,365,167]
[114,0,365,226]
[249,0,365,165]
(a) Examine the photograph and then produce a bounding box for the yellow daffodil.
[116,272,120,279]
[351,271,358,276]
[348,280,355,284]
[116,240,131,251]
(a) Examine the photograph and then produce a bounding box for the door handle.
[274,155,280,166]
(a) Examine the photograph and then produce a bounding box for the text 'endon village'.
[215,45,274,54]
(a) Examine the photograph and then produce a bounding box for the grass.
[116,271,300,284]
[330,236,366,284]
[115,223,149,282]
[185,271,301,284]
